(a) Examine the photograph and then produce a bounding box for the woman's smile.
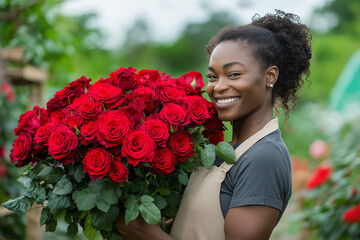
[214,97,240,109]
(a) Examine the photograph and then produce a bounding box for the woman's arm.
[224,205,279,240]
[115,212,175,240]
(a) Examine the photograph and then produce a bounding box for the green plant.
[297,106,360,239]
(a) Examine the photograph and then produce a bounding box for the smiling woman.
[116,9,312,240]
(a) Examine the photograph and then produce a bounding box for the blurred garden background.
[1,0,360,239]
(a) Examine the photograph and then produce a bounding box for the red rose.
[159,87,186,104]
[10,132,33,167]
[159,103,190,132]
[79,101,103,120]
[96,110,130,148]
[67,94,90,112]
[64,112,84,132]
[184,96,210,125]
[109,158,129,182]
[150,148,176,175]
[80,121,97,146]
[109,67,138,91]
[179,71,204,92]
[342,203,360,223]
[47,85,83,114]
[48,125,78,161]
[122,130,156,166]
[87,83,123,110]
[123,104,145,128]
[83,148,112,180]
[33,106,50,126]
[137,69,160,87]
[34,123,54,148]
[50,109,66,124]
[203,115,225,132]
[306,165,332,189]
[14,110,41,136]
[202,130,224,145]
[133,87,157,113]
[169,131,195,162]
[141,119,170,148]
[175,78,200,96]
[68,76,91,93]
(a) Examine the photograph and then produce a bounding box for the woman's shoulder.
[235,130,291,170]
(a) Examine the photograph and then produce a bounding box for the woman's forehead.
[209,40,257,67]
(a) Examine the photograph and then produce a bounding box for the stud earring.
[269,83,274,88]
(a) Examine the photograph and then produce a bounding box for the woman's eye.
[206,74,217,81]
[228,72,241,78]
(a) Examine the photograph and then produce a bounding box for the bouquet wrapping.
[3,67,235,239]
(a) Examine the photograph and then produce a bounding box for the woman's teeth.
[217,97,239,104]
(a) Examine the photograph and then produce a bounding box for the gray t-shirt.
[214,129,292,225]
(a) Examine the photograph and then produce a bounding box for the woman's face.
[206,40,272,122]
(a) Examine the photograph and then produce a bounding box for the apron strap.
[220,118,279,172]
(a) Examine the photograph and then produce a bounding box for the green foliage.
[0,0,103,86]
[312,0,360,37]
[300,33,360,102]
[115,12,237,77]
[201,144,216,169]
[215,142,236,164]
[297,106,360,239]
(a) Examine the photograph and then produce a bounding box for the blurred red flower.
[342,203,360,223]
[306,165,332,189]
[0,82,15,102]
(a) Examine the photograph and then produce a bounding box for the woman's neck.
[230,109,274,145]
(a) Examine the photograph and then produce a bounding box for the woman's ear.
[266,66,279,88]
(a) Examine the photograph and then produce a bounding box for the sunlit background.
[1,0,360,239]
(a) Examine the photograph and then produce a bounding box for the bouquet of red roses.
[3,67,235,239]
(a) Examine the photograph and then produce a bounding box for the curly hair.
[205,10,312,118]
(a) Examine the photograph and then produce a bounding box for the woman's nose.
[213,77,228,92]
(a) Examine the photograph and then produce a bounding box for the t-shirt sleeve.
[228,141,291,211]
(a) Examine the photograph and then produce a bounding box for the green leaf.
[53,176,73,195]
[178,170,189,185]
[47,193,71,211]
[45,218,57,232]
[96,198,111,213]
[69,164,85,183]
[102,184,118,204]
[215,142,236,164]
[2,196,31,213]
[192,131,205,144]
[91,205,119,230]
[33,186,46,204]
[140,195,154,203]
[124,195,139,225]
[40,207,51,226]
[17,176,32,189]
[84,213,97,240]
[115,187,123,198]
[89,179,105,192]
[349,163,360,186]
[64,211,72,224]
[153,195,167,210]
[37,166,63,183]
[158,188,171,196]
[201,144,216,169]
[139,199,161,225]
[75,188,99,211]
[67,222,78,236]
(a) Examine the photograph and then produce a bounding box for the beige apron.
[170,118,279,240]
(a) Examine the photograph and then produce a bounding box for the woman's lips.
[214,97,240,109]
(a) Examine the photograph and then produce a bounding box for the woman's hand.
[115,212,174,240]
